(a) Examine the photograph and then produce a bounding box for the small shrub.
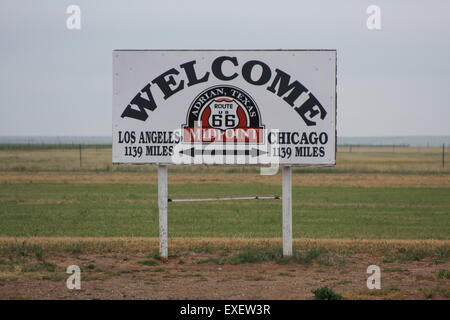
[397,248,428,262]
[230,248,277,264]
[437,269,450,279]
[192,244,217,254]
[66,243,83,254]
[415,274,434,281]
[312,287,343,300]
[297,248,326,264]
[197,257,226,265]
[278,272,293,277]
[83,264,102,272]
[365,287,400,296]
[384,268,410,274]
[137,259,160,266]
[220,247,329,265]
[420,287,449,299]
[34,249,45,261]
[276,248,328,265]
[245,276,266,281]
[146,250,160,259]
[384,247,431,263]
[22,262,56,273]
[434,246,450,264]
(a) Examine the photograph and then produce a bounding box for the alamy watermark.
[66,5,81,30]
[66,265,81,290]
[366,265,381,289]
[366,5,381,30]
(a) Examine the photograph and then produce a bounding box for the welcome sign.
[112,50,336,165]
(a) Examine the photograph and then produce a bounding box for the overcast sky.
[0,0,449,137]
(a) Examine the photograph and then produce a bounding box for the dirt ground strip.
[1,172,449,188]
[0,238,449,300]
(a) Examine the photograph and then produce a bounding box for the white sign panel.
[113,50,336,166]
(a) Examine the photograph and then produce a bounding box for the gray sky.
[0,0,449,137]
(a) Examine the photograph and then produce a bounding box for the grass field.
[0,146,449,239]
[0,183,449,239]
[0,145,449,299]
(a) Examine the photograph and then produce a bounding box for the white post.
[158,165,168,259]
[282,166,293,256]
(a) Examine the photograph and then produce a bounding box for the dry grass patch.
[1,171,449,188]
[0,237,448,257]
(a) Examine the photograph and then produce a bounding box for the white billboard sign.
[113,50,336,166]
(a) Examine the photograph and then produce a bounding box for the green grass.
[22,261,57,272]
[0,183,449,239]
[384,268,410,274]
[382,247,443,263]
[360,287,401,297]
[436,269,450,279]
[419,287,450,299]
[224,247,332,265]
[137,259,160,266]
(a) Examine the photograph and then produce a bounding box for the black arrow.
[179,147,268,158]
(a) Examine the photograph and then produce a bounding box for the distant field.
[0,146,449,239]
[0,182,449,239]
[0,145,448,173]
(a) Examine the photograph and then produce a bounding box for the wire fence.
[0,143,111,150]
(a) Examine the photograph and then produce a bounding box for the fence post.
[443,144,445,168]
[79,144,82,168]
